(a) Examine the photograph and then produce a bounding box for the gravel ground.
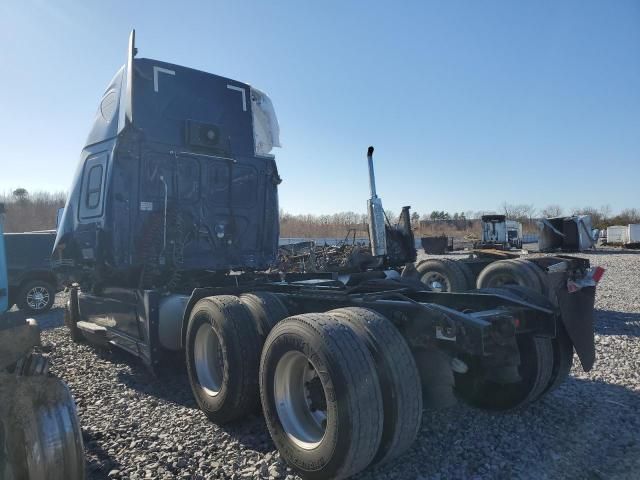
[31,248,640,480]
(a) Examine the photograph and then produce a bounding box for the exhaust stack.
[366,146,387,257]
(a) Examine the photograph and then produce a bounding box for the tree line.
[1,188,638,236]
[0,190,66,233]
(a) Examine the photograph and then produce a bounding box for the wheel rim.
[274,351,328,450]
[26,286,50,310]
[421,272,449,292]
[194,324,223,396]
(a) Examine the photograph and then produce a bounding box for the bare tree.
[572,206,605,227]
[384,210,396,222]
[501,203,536,222]
[615,208,640,225]
[541,204,563,218]
[500,202,513,217]
[520,204,536,222]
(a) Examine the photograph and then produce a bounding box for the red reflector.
[592,266,605,283]
[513,318,521,328]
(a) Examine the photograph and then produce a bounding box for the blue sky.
[0,0,638,217]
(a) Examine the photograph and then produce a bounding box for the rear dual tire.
[260,308,422,479]
[185,295,262,423]
[185,293,289,423]
[476,258,547,296]
[260,313,384,480]
[328,308,422,466]
[184,298,425,477]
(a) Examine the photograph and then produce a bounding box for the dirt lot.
[30,248,640,479]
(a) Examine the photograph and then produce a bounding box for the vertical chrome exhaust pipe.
[366,146,387,257]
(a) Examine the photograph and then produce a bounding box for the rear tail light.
[592,266,605,283]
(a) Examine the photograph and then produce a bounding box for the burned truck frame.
[56,32,601,480]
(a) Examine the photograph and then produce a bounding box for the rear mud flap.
[557,286,596,371]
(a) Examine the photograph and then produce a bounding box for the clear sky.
[1,0,638,217]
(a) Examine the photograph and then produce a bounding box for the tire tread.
[328,307,422,465]
[261,313,384,479]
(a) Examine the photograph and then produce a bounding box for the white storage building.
[627,224,640,245]
[606,225,627,244]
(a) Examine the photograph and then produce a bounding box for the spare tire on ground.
[0,375,85,480]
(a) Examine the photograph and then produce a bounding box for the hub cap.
[274,351,328,450]
[421,272,449,292]
[194,324,223,396]
[26,286,50,310]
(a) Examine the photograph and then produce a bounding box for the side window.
[79,153,107,220]
[86,165,103,209]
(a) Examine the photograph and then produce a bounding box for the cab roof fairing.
[84,29,280,157]
[84,67,125,148]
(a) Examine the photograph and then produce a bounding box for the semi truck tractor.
[54,31,603,479]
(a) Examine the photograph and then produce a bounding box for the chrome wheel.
[421,272,449,292]
[26,286,50,310]
[274,351,328,450]
[194,324,223,396]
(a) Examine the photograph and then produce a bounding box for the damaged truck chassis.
[54,32,600,480]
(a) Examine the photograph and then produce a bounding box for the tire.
[15,353,49,376]
[454,334,554,410]
[240,292,289,340]
[18,280,55,314]
[260,313,384,480]
[476,285,573,397]
[328,307,422,466]
[512,259,548,296]
[475,259,544,293]
[456,261,476,290]
[416,259,470,292]
[185,295,262,423]
[2,376,85,480]
[64,288,83,343]
[413,348,457,409]
[543,323,574,396]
